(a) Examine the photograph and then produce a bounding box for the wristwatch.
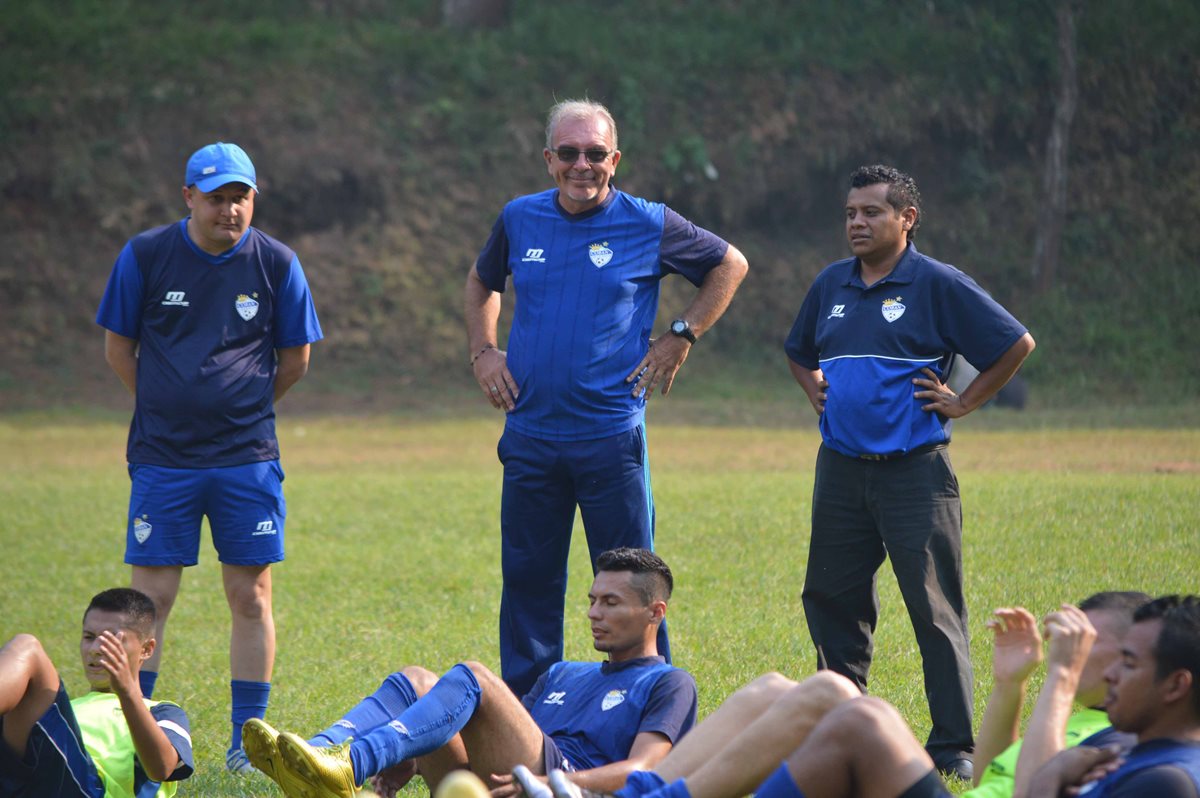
[669,318,696,344]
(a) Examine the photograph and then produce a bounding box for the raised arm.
[98,631,181,781]
[626,244,749,398]
[465,263,518,411]
[105,330,139,396]
[1012,605,1096,798]
[973,607,1044,786]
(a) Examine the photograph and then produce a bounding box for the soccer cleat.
[277,732,360,798]
[243,718,311,796]
[436,769,492,798]
[226,747,255,775]
[549,769,611,798]
[512,765,553,798]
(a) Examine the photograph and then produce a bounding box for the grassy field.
[1,411,1197,797]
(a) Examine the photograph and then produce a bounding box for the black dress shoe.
[936,757,974,782]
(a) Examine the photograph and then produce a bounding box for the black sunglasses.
[553,146,612,164]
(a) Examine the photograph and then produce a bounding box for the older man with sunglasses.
[464,99,748,698]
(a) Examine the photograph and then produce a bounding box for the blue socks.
[349,664,482,785]
[617,771,670,798]
[230,680,271,752]
[138,669,158,700]
[310,672,419,747]
[756,764,805,798]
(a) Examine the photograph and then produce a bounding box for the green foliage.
[0,0,1195,401]
[1,416,1197,796]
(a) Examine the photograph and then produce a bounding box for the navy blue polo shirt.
[476,188,728,442]
[785,243,1026,457]
[96,219,323,468]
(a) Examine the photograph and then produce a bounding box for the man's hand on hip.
[627,335,692,398]
[473,348,519,411]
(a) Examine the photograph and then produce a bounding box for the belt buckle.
[859,453,888,462]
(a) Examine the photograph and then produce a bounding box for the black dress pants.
[802,443,974,762]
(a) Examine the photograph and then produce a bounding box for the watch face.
[671,320,686,333]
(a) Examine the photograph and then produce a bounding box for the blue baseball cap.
[185,142,258,193]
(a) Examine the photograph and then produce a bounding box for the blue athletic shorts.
[0,682,103,798]
[125,460,286,567]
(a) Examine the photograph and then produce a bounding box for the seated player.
[968,592,1147,797]
[244,548,697,798]
[0,588,194,798]
[633,593,1197,798]
[529,592,1146,798]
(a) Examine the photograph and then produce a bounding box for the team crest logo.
[235,293,259,321]
[588,242,613,268]
[133,516,152,544]
[601,689,626,711]
[881,296,906,323]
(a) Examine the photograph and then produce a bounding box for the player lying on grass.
[539,594,1200,798]
[243,548,697,798]
[516,591,1147,798]
[0,588,193,798]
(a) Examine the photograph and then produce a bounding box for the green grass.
[1,414,1198,796]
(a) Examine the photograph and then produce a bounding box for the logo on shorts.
[601,689,626,711]
[252,520,276,536]
[588,242,613,268]
[235,293,260,321]
[133,516,152,544]
[881,296,906,323]
[388,720,409,734]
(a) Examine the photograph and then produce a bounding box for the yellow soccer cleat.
[435,769,492,798]
[243,718,314,797]
[277,732,361,798]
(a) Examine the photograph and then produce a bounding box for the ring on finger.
[490,386,500,393]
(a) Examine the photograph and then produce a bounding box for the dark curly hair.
[596,547,673,605]
[850,164,922,241]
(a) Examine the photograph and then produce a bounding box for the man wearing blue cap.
[96,141,323,774]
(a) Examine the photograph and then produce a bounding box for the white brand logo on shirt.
[522,248,546,263]
[252,520,276,536]
[543,692,567,706]
[827,304,846,319]
[162,291,189,307]
[588,242,613,268]
[133,516,152,544]
[236,293,260,321]
[601,689,626,711]
[881,296,906,323]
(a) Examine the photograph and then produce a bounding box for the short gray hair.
[545,99,618,151]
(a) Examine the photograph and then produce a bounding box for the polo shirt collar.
[845,242,921,289]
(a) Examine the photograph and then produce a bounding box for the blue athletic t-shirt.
[785,243,1026,457]
[476,188,728,441]
[96,219,323,468]
[522,656,697,771]
[1079,739,1200,797]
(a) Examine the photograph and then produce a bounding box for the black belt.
[857,442,946,462]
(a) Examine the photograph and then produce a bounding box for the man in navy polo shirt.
[464,99,749,697]
[96,141,322,773]
[785,164,1035,781]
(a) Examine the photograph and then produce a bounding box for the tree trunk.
[1031,0,1081,295]
[442,0,511,29]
